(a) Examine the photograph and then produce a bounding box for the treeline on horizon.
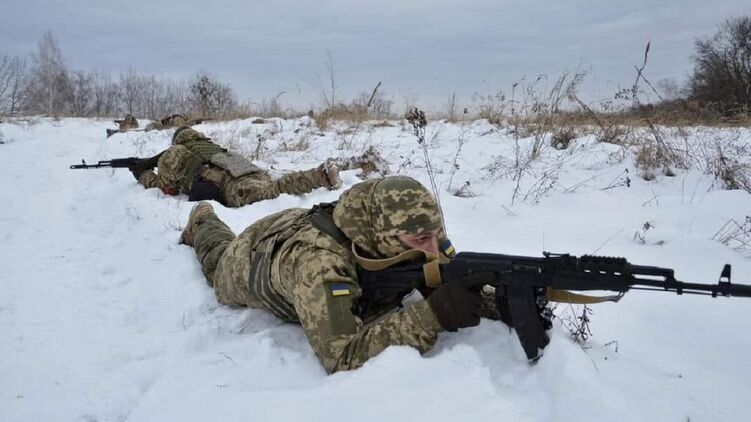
[0,16,749,123]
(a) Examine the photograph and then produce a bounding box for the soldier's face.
[397,229,440,256]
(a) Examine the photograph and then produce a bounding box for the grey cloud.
[1,0,750,109]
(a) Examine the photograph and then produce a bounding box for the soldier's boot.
[179,202,215,246]
[321,158,342,190]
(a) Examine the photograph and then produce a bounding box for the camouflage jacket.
[235,177,451,373]
[252,210,443,373]
[138,139,262,195]
[138,144,200,195]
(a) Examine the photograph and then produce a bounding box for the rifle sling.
[546,289,623,304]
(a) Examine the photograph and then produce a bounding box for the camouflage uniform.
[114,114,138,131]
[138,128,335,206]
[188,176,449,373]
[144,114,190,131]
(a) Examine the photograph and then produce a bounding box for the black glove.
[128,154,161,181]
[140,154,161,169]
[427,282,482,331]
[128,162,150,181]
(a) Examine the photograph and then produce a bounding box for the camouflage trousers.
[221,167,327,208]
[191,211,254,307]
[191,209,303,311]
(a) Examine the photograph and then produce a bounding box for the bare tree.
[188,72,236,118]
[445,92,458,122]
[0,54,13,112]
[119,68,144,115]
[91,70,119,117]
[689,16,751,115]
[140,75,165,119]
[6,56,27,115]
[25,31,71,115]
[656,78,686,101]
[0,54,27,114]
[68,70,93,116]
[163,79,190,115]
[318,49,337,109]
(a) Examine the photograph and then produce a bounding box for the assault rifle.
[357,251,751,361]
[69,153,162,170]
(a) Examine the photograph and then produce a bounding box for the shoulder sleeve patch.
[324,282,358,336]
[330,283,351,297]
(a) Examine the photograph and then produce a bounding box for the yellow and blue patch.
[441,239,456,257]
[330,283,351,297]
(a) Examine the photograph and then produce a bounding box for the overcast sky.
[2,0,750,111]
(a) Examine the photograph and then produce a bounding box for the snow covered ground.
[1,116,750,422]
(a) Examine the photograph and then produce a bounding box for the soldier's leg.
[276,159,340,195]
[222,172,281,207]
[186,206,254,307]
[190,208,235,287]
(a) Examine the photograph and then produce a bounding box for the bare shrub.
[406,107,442,206]
[633,221,655,244]
[446,118,475,192]
[314,110,332,131]
[556,304,594,344]
[453,181,476,198]
[634,141,663,180]
[713,216,751,256]
[444,92,459,122]
[243,92,290,119]
[706,141,751,193]
[279,133,311,152]
[472,90,506,125]
[551,127,576,150]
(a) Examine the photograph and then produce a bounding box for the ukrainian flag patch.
[441,239,456,257]
[330,283,351,297]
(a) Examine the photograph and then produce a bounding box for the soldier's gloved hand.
[128,163,149,181]
[426,282,482,332]
[140,154,160,169]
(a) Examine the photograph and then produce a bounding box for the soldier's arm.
[137,146,183,195]
[287,246,443,374]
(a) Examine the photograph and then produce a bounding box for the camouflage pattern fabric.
[172,127,211,145]
[144,114,190,131]
[334,145,390,179]
[115,114,138,131]
[163,114,189,127]
[144,121,163,131]
[333,176,443,258]
[138,131,331,206]
[222,168,330,207]
[187,176,447,373]
[138,145,197,195]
